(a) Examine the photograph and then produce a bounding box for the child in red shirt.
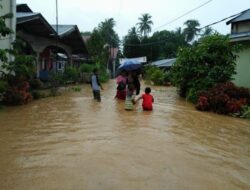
[134,87,154,111]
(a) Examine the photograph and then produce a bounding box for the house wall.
[0,0,16,56]
[233,46,250,89]
[232,21,250,34]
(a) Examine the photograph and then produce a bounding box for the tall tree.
[183,19,200,42]
[200,26,214,37]
[137,13,153,37]
[98,18,119,47]
[123,27,141,58]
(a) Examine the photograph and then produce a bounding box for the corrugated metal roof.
[17,4,33,13]
[227,9,250,24]
[51,25,75,36]
[151,58,176,67]
[16,12,39,18]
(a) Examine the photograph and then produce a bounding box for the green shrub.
[151,69,165,85]
[31,90,46,100]
[79,64,95,73]
[241,106,250,118]
[0,80,7,93]
[143,66,167,85]
[63,66,79,83]
[99,71,109,83]
[171,34,240,103]
[72,86,81,92]
[29,78,43,89]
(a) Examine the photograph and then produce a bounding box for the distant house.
[150,58,176,70]
[226,9,250,88]
[16,4,89,80]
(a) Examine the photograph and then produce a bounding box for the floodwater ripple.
[0,80,249,190]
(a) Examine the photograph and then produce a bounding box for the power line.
[124,39,167,47]
[125,9,247,47]
[153,0,213,31]
[199,8,249,30]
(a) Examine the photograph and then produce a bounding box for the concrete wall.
[233,46,250,89]
[0,0,16,55]
[17,31,72,56]
[232,22,250,34]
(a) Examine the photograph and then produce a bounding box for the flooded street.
[0,80,250,190]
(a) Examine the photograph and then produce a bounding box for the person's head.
[145,87,151,94]
[121,70,127,76]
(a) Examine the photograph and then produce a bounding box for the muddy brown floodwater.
[0,80,250,190]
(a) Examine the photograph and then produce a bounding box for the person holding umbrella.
[115,70,127,100]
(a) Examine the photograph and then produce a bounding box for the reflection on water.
[0,80,250,190]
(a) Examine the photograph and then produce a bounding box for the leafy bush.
[31,91,46,100]
[171,34,240,103]
[99,71,109,83]
[143,66,168,85]
[63,66,79,83]
[241,106,250,118]
[79,64,95,73]
[29,78,43,89]
[3,77,32,105]
[0,80,7,93]
[196,82,250,115]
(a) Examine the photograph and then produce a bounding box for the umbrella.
[118,60,141,71]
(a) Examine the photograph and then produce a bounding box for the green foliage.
[0,12,13,38]
[79,64,95,73]
[2,39,36,79]
[95,63,109,83]
[31,91,46,100]
[29,78,43,90]
[241,106,250,119]
[63,66,78,83]
[171,34,239,103]
[143,66,168,85]
[87,18,120,67]
[72,86,81,92]
[137,13,153,37]
[183,19,200,42]
[0,80,7,93]
[0,6,13,62]
[123,28,188,62]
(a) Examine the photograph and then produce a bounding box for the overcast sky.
[17,0,249,38]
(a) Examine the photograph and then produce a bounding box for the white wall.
[0,0,16,62]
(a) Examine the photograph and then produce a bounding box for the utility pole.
[55,0,58,72]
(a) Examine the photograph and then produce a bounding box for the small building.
[226,9,250,88]
[150,58,176,70]
[16,4,89,80]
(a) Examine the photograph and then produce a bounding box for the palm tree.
[98,18,119,47]
[128,27,138,36]
[183,19,200,42]
[137,13,153,37]
[201,26,214,37]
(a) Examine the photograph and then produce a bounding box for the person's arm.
[134,95,142,104]
[96,75,103,90]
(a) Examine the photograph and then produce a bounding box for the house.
[0,0,16,62]
[226,9,250,88]
[16,4,89,80]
